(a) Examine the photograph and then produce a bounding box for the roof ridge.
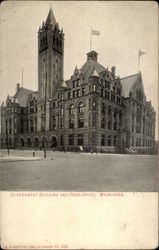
[121,73,139,80]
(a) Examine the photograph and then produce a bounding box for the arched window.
[93,84,96,92]
[69,104,74,115]
[78,102,84,113]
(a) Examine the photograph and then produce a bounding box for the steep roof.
[80,59,106,83]
[14,87,33,107]
[45,8,56,29]
[120,73,139,98]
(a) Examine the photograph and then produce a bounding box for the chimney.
[111,66,115,76]
[16,83,20,93]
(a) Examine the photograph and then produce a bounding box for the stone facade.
[0,8,156,154]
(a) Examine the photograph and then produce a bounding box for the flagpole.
[90,27,92,52]
[138,52,140,72]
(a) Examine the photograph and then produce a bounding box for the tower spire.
[45,7,56,29]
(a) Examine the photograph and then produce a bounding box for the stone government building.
[0,8,156,154]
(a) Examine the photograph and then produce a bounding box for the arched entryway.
[26,137,32,147]
[33,137,39,148]
[21,138,25,147]
[50,135,58,148]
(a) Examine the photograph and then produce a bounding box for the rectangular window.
[60,119,64,129]
[61,93,64,100]
[73,90,76,98]
[105,91,110,100]
[82,87,85,96]
[68,92,71,99]
[69,134,74,145]
[101,135,105,146]
[78,118,84,128]
[78,134,83,146]
[69,118,74,129]
[61,135,63,145]
[77,89,80,97]
[101,117,105,128]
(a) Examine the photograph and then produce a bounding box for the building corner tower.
[37,8,64,132]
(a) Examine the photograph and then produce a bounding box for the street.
[0,150,158,191]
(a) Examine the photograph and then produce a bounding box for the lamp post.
[7,120,10,156]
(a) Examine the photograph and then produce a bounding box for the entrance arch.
[50,135,58,148]
[33,137,39,148]
[26,137,32,147]
[21,138,25,147]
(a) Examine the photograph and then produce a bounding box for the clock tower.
[38,8,64,101]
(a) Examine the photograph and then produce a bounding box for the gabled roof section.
[14,87,33,107]
[45,8,56,29]
[120,73,139,98]
[80,59,106,83]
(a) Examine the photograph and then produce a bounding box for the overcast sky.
[0,1,158,138]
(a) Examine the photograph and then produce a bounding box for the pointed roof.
[45,8,56,29]
[80,59,106,83]
[120,73,139,98]
[13,87,33,107]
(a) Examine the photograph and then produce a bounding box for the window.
[60,106,64,115]
[77,89,80,97]
[78,102,84,113]
[61,93,64,100]
[93,84,96,92]
[101,117,105,128]
[117,97,120,104]
[53,102,56,108]
[108,136,111,146]
[78,117,84,128]
[93,98,96,110]
[73,81,76,88]
[82,87,85,96]
[108,120,111,129]
[113,136,117,146]
[105,91,109,100]
[78,134,83,145]
[101,103,105,114]
[69,104,74,115]
[73,90,76,98]
[60,119,64,129]
[76,79,80,87]
[101,135,105,146]
[111,93,115,102]
[113,121,117,130]
[69,118,74,129]
[52,115,56,130]
[92,114,96,126]
[108,105,111,115]
[68,92,71,99]
[69,134,74,145]
[60,135,63,145]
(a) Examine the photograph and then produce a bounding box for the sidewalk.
[0,155,43,162]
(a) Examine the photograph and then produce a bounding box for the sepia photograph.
[0,1,158,249]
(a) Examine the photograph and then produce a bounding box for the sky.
[0,1,158,138]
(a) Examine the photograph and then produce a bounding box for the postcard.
[0,1,158,249]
